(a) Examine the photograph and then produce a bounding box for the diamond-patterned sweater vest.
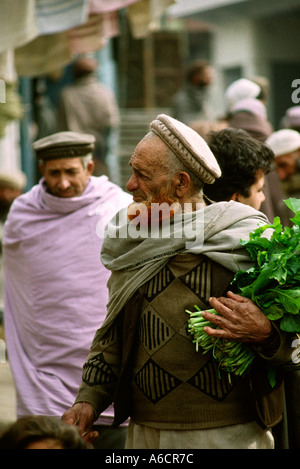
[82,253,256,429]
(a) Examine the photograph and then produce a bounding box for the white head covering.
[0,171,26,190]
[225,78,261,111]
[266,129,300,157]
[150,114,221,184]
[282,106,300,129]
[230,98,267,119]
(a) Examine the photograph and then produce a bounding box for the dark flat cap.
[33,131,95,160]
[150,114,221,184]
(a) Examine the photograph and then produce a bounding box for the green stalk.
[186,305,255,378]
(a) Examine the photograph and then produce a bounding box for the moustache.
[127,194,181,227]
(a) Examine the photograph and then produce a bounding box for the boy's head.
[204,127,275,210]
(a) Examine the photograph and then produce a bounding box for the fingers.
[209,291,254,314]
[201,308,231,337]
[203,325,227,338]
[62,404,95,437]
[62,415,76,426]
[226,291,246,302]
[202,293,244,340]
[208,296,235,320]
[61,409,78,426]
[83,430,99,443]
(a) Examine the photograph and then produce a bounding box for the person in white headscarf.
[266,128,300,211]
[225,78,261,113]
[266,129,300,183]
[280,106,300,133]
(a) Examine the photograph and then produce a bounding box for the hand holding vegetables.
[202,291,274,344]
[187,198,300,384]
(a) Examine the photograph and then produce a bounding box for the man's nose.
[58,176,71,189]
[276,168,286,181]
[126,174,138,192]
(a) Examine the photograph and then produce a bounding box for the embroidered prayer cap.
[33,131,95,161]
[150,114,221,184]
[225,78,261,111]
[266,129,300,157]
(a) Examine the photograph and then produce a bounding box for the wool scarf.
[100,200,270,333]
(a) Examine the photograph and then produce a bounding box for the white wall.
[0,51,21,172]
[208,17,258,116]
[206,14,300,122]
[252,16,300,124]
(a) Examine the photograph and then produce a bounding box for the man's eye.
[65,169,80,175]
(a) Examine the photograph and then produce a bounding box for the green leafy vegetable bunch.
[186,198,300,379]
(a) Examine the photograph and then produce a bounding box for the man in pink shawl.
[2,131,132,448]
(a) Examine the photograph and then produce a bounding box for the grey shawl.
[99,200,269,333]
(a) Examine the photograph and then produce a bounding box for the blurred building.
[1,0,300,190]
[166,0,300,129]
[0,0,176,190]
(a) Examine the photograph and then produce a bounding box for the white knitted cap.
[225,78,261,110]
[0,171,26,190]
[150,114,221,184]
[283,106,300,128]
[230,98,267,119]
[266,129,300,157]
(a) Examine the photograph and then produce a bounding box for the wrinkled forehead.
[130,132,169,163]
[276,152,297,163]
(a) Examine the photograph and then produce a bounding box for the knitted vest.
[128,253,256,429]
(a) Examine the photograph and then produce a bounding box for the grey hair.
[146,131,204,194]
[81,153,93,169]
[165,147,204,194]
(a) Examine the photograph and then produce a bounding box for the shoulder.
[8,184,40,214]
[92,176,130,196]
[3,185,42,237]
[90,177,132,212]
[209,200,269,223]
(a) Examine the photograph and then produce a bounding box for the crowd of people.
[0,58,300,450]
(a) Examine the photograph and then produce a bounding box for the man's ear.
[174,171,191,199]
[230,192,239,202]
[86,160,95,176]
[39,163,45,176]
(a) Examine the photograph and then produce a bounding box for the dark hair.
[204,127,275,201]
[0,415,91,449]
[186,60,210,82]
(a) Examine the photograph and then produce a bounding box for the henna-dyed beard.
[127,186,181,227]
